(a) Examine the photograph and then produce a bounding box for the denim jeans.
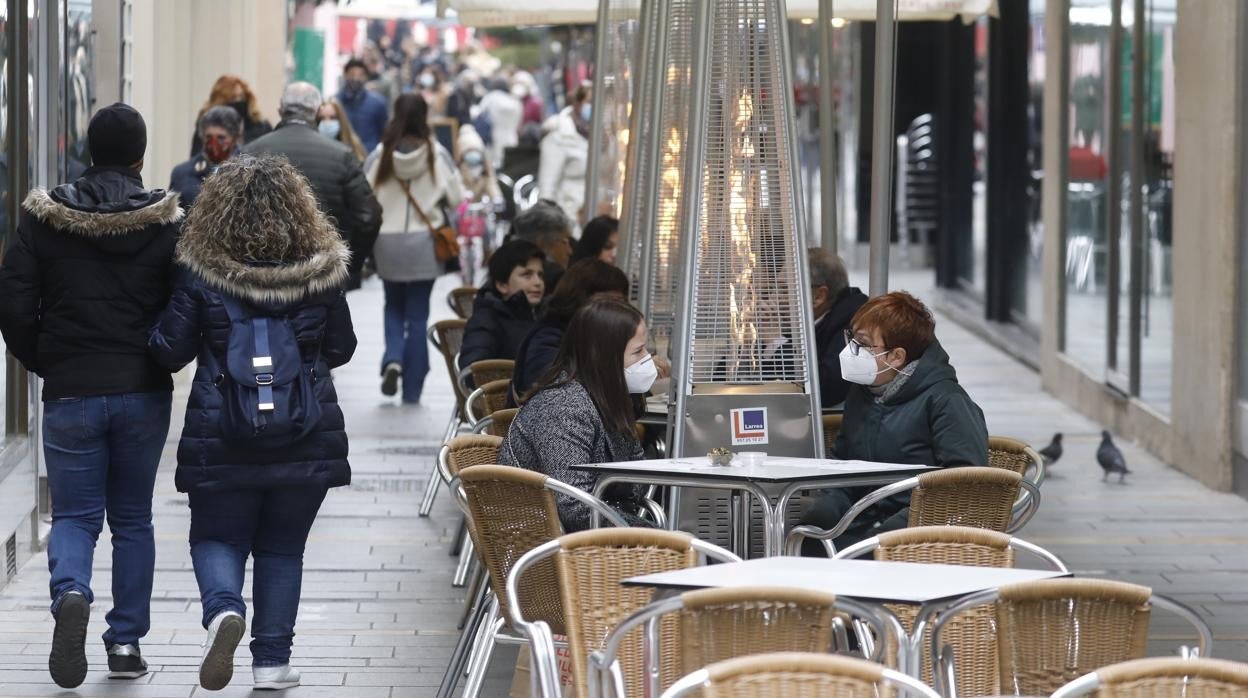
[382,279,435,402]
[188,487,327,667]
[44,391,172,647]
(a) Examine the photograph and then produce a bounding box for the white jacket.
[367,141,464,282]
[479,89,523,166]
[538,107,588,223]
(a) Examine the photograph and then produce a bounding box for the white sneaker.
[199,611,245,691]
[254,664,301,690]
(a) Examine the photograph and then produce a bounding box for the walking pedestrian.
[367,93,464,403]
[337,57,389,153]
[245,82,381,291]
[538,83,591,223]
[0,103,181,688]
[169,105,242,210]
[189,74,272,156]
[149,154,357,691]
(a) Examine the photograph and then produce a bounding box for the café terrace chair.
[660,652,941,698]
[438,465,630,698]
[435,435,504,589]
[464,378,513,428]
[448,286,479,319]
[419,318,469,517]
[988,436,1047,522]
[786,467,1040,557]
[588,586,901,698]
[505,528,742,698]
[472,407,519,438]
[459,358,516,398]
[833,526,1069,695]
[821,413,843,459]
[1052,657,1248,698]
[930,578,1214,697]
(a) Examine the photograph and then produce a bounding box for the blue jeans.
[188,487,327,667]
[44,392,172,647]
[382,279,435,402]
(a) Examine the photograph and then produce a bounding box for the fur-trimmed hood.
[22,167,182,249]
[175,203,351,307]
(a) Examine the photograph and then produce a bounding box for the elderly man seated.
[800,291,988,554]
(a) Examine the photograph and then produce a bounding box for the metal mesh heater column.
[666,0,824,553]
[584,0,642,219]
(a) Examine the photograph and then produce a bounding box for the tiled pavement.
[0,271,1245,696]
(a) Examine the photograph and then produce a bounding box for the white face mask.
[839,342,889,386]
[624,354,658,394]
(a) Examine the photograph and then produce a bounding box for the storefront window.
[1063,1,1113,379]
[967,15,989,298]
[0,2,10,436]
[1011,0,1046,329]
[64,0,94,180]
[1137,1,1175,414]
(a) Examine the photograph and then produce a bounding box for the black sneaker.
[381,362,402,397]
[107,643,148,679]
[49,591,90,688]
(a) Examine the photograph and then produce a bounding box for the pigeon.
[1038,433,1063,467]
[1096,430,1131,483]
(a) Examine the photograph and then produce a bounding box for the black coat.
[168,154,216,210]
[0,166,182,399]
[815,286,869,408]
[457,286,540,375]
[149,198,357,495]
[243,121,381,290]
[510,317,565,404]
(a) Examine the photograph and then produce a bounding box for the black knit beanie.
[88,102,147,167]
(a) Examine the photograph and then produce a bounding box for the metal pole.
[867,0,897,295]
[669,0,715,459]
[1127,0,1145,394]
[633,0,671,317]
[582,0,611,222]
[818,0,839,253]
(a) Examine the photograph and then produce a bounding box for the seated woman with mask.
[500,297,657,532]
[800,291,988,553]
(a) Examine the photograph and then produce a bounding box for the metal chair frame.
[587,589,904,698]
[785,470,1042,556]
[989,436,1048,520]
[419,319,470,517]
[506,533,742,698]
[1052,657,1248,698]
[438,473,630,698]
[659,652,942,698]
[929,586,1214,698]
[448,286,479,319]
[464,379,513,427]
[834,532,1070,574]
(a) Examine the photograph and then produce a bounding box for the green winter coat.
[832,339,988,468]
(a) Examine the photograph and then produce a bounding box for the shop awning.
[439,0,996,27]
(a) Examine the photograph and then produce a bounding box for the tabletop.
[625,556,1069,604]
[570,456,934,484]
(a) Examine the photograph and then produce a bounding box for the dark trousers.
[799,487,912,556]
[188,487,327,667]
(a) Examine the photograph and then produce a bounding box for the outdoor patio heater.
[616,0,823,553]
[582,0,641,218]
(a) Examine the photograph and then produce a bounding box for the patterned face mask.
[203,135,235,164]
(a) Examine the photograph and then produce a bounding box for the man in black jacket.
[808,247,869,409]
[243,82,381,290]
[0,103,181,687]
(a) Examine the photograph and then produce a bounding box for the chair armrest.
[784,478,920,556]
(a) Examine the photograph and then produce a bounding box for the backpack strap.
[219,294,276,420]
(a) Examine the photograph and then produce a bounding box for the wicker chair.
[465,378,513,427]
[435,436,503,588]
[786,467,1039,556]
[419,318,469,517]
[588,586,900,697]
[473,407,519,438]
[833,526,1068,695]
[931,578,1214,697]
[505,528,741,698]
[457,358,516,397]
[989,436,1047,528]
[1052,657,1248,697]
[438,465,630,698]
[821,414,843,458]
[660,652,941,698]
[448,286,478,319]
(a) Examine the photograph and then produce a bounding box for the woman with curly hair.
[149,154,357,691]
[189,74,273,156]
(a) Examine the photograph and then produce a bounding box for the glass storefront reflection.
[0,2,10,435]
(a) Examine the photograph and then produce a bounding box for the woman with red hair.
[188,75,272,156]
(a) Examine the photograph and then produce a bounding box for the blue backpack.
[216,295,322,448]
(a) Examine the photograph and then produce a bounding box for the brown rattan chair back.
[875,526,1015,693]
[909,466,1021,532]
[677,587,840,678]
[469,379,512,422]
[988,436,1040,476]
[445,435,503,479]
[486,408,519,438]
[1092,657,1248,697]
[996,578,1152,695]
[458,465,565,635]
[555,528,701,698]
[696,652,895,697]
[431,319,469,406]
[821,414,843,458]
[468,359,515,389]
[448,286,478,319]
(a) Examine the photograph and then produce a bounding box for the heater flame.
[726,89,759,380]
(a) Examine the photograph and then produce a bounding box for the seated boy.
[458,240,546,379]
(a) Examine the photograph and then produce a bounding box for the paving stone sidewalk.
[0,272,1244,697]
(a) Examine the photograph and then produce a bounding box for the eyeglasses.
[843,329,883,357]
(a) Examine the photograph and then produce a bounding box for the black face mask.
[229,100,249,121]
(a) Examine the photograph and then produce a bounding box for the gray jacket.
[500,380,646,531]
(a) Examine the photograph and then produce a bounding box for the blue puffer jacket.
[149,200,357,495]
